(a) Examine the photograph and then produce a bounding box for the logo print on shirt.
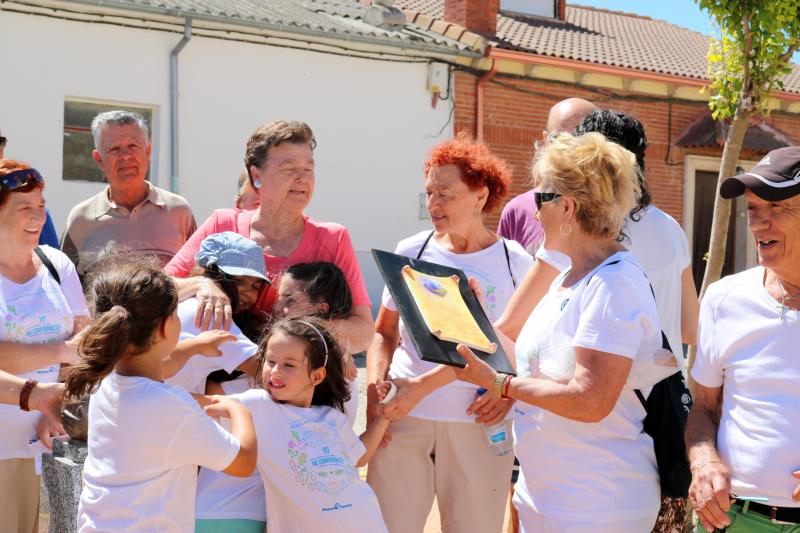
[287,420,357,495]
[560,298,570,312]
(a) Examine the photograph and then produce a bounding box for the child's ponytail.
[65,265,178,399]
[65,306,132,398]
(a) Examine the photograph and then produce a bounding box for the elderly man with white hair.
[61,110,196,276]
[687,146,800,532]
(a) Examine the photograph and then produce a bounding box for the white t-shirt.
[382,231,533,422]
[692,267,800,508]
[196,377,266,522]
[166,298,257,394]
[513,251,661,523]
[0,246,89,460]
[624,206,691,363]
[77,373,241,532]
[229,389,387,533]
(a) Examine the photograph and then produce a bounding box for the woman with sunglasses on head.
[0,160,91,533]
[366,134,533,533]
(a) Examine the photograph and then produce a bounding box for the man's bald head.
[545,98,598,135]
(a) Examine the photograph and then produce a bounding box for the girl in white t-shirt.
[275,261,361,425]
[166,232,270,533]
[64,264,257,533]
[206,317,393,532]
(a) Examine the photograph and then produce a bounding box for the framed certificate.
[372,249,515,375]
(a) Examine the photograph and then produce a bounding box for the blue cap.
[195,232,269,282]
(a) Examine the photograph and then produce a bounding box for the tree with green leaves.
[687,0,799,384]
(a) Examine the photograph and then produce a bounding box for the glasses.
[0,136,6,149]
[0,168,44,192]
[534,192,561,211]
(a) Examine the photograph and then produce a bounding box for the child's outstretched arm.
[355,380,395,467]
[163,330,236,378]
[203,396,258,477]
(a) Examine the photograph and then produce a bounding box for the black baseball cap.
[720,146,800,201]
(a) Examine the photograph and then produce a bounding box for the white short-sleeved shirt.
[692,267,800,507]
[0,246,89,459]
[165,298,257,394]
[196,377,266,522]
[624,206,692,363]
[77,373,240,532]
[382,231,534,422]
[229,389,387,533]
[513,251,661,523]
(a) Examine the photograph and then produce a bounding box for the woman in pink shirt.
[166,121,373,354]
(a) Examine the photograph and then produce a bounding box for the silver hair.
[91,110,149,148]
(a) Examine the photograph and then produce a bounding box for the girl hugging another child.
[64,264,257,532]
[205,317,394,532]
[164,231,269,393]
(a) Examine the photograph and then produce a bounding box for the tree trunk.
[685,106,751,393]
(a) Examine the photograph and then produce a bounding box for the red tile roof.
[393,0,800,94]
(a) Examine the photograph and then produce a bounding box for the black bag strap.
[417,230,516,288]
[35,247,60,285]
[415,231,435,259]
[501,238,516,289]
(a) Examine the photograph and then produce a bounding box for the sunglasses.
[0,136,6,149]
[0,168,44,192]
[534,191,561,211]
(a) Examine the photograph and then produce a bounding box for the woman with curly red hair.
[365,134,533,532]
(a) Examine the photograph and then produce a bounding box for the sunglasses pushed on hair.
[534,191,561,211]
[0,168,44,192]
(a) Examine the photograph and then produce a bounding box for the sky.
[571,0,800,64]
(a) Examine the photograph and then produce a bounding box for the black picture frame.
[372,249,516,375]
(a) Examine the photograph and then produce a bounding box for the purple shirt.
[497,190,544,255]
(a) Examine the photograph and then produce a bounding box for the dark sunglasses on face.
[0,168,44,192]
[0,136,7,149]
[534,191,561,211]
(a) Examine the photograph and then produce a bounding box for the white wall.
[1,11,455,309]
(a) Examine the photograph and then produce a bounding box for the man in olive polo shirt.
[61,110,196,277]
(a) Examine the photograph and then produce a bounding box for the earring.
[559,223,572,236]
[253,179,261,189]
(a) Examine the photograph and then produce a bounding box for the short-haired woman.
[366,134,533,533]
[166,121,373,354]
[452,133,666,531]
[0,161,90,533]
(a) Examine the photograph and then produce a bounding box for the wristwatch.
[492,373,507,399]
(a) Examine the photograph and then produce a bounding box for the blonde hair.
[532,132,641,239]
[234,169,249,206]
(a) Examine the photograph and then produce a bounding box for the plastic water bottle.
[476,388,512,456]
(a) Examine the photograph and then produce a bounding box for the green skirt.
[195,518,266,532]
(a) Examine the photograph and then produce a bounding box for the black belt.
[736,500,800,524]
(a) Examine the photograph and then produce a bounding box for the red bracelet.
[501,374,513,398]
[19,379,38,412]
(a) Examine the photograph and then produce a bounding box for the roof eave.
[53,0,481,58]
[488,47,800,102]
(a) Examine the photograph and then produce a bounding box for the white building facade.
[1,0,477,306]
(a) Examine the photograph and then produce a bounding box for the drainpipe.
[170,18,192,193]
[476,58,497,143]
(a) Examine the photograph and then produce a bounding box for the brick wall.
[452,70,800,230]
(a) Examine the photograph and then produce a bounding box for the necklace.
[775,278,800,320]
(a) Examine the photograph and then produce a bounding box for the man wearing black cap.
[686,146,800,532]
